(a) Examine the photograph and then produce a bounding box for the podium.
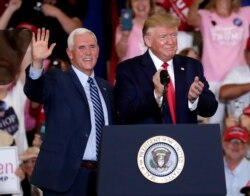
[97,124,226,196]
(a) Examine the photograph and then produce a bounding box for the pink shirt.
[115,21,147,62]
[199,7,250,82]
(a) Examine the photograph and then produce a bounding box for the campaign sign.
[0,146,20,194]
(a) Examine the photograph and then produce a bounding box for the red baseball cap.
[224,126,248,143]
[15,22,37,33]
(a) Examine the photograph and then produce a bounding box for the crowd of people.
[1,0,250,195]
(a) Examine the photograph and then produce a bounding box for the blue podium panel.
[97,124,226,196]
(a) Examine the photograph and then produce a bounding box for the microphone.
[160,70,170,108]
[160,70,170,86]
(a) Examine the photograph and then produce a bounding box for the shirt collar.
[148,49,173,70]
[72,65,95,85]
[224,157,249,175]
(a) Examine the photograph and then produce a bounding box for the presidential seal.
[137,136,185,184]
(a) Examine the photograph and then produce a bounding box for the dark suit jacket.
[24,66,115,192]
[114,50,218,124]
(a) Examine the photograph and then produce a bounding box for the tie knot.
[162,62,168,69]
[88,77,94,85]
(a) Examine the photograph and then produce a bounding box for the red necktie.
[162,62,176,124]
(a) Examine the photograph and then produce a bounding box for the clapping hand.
[188,76,204,103]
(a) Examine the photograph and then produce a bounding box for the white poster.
[0,146,20,194]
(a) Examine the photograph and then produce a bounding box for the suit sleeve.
[114,62,161,124]
[23,65,54,104]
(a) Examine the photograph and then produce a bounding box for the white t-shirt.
[1,80,28,154]
[224,158,250,196]
[221,65,250,116]
[177,31,194,53]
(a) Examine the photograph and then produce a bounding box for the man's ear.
[66,48,72,60]
[144,35,152,47]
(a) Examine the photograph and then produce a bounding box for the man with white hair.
[223,126,250,196]
[24,28,116,195]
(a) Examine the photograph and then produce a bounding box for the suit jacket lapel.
[173,55,187,121]
[173,56,186,88]
[141,50,157,82]
[67,67,89,104]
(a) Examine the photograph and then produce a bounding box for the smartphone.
[121,8,133,31]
